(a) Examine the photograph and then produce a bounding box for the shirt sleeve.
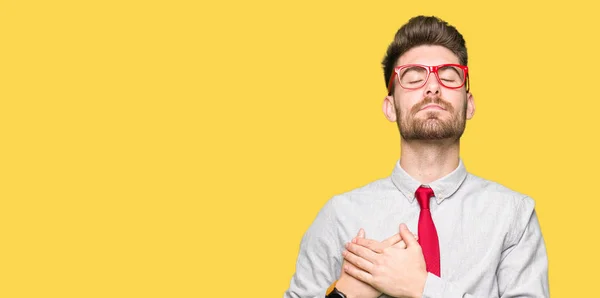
[497,197,549,297]
[422,196,549,298]
[284,197,343,298]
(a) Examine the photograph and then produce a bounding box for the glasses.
[387,64,469,94]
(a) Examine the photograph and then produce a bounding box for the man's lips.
[420,104,446,111]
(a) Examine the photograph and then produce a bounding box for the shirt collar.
[390,159,468,204]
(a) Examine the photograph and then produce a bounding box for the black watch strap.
[326,287,347,298]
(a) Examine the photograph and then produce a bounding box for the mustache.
[410,97,454,115]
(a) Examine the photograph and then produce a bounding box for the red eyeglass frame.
[387,64,470,94]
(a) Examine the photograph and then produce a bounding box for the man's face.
[386,45,474,141]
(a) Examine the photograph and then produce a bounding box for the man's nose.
[424,73,441,96]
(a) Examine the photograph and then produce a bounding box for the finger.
[399,223,419,247]
[381,233,401,247]
[346,241,378,263]
[353,237,385,253]
[392,239,407,249]
[343,259,373,285]
[381,233,418,248]
[351,228,365,243]
[343,248,375,273]
[358,228,365,239]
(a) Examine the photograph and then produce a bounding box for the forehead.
[397,45,460,66]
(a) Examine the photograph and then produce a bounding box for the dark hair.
[382,16,468,90]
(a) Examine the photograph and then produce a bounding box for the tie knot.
[415,186,434,209]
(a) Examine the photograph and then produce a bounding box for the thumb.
[399,223,418,247]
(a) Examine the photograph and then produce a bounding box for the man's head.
[381,16,475,142]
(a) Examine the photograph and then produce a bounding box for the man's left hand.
[342,223,428,298]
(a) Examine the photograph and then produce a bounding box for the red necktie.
[416,186,440,277]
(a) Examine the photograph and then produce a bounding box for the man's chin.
[408,124,459,140]
[422,112,450,120]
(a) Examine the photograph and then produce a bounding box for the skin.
[335,45,475,298]
[335,230,417,298]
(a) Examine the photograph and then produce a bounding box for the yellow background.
[1,0,597,297]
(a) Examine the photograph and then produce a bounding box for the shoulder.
[310,176,395,220]
[328,176,398,207]
[310,176,400,227]
[464,173,538,242]
[464,172,535,211]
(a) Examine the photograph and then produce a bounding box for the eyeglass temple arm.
[387,72,397,95]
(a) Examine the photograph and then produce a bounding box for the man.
[284,15,549,298]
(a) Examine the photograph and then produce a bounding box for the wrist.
[334,278,362,298]
[334,278,353,297]
[409,271,428,298]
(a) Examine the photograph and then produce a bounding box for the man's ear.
[466,92,475,120]
[383,95,397,122]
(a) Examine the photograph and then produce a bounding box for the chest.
[341,201,508,281]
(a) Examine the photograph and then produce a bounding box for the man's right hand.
[334,229,413,298]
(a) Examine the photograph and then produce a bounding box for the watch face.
[328,288,346,298]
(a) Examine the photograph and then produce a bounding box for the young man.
[284,16,549,298]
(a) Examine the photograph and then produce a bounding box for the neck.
[399,138,460,184]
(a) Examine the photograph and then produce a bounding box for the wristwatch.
[326,287,347,298]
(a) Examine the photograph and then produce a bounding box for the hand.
[342,224,428,298]
[337,229,417,298]
[335,229,381,298]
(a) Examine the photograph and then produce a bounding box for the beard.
[396,96,467,141]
